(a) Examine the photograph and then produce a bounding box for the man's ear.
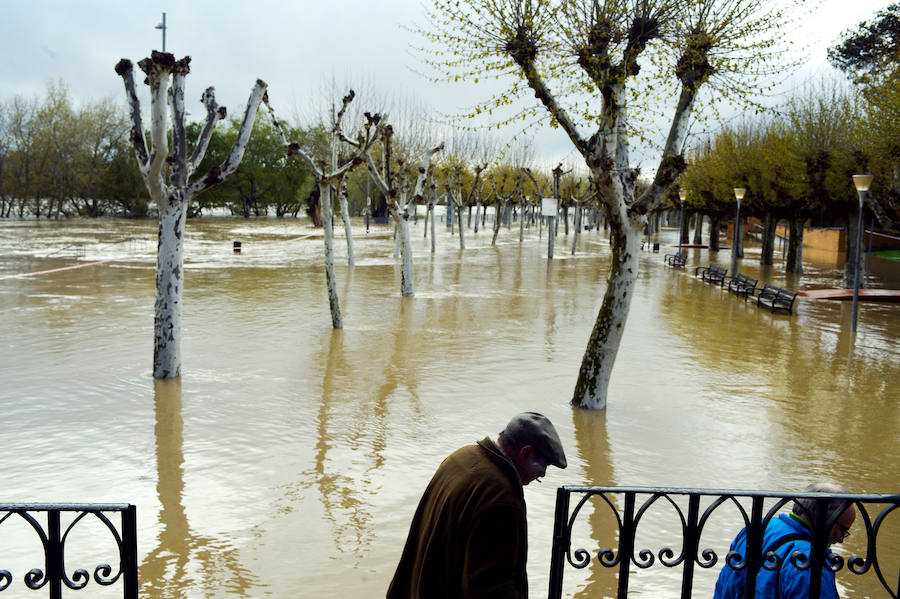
[519,445,535,461]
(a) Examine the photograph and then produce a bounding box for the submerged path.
[0,252,154,281]
[800,288,900,303]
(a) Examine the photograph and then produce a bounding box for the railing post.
[617,492,636,599]
[742,496,764,599]
[547,487,570,599]
[806,497,829,599]
[47,509,62,599]
[123,505,139,599]
[680,493,700,599]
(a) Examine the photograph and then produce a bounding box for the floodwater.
[1,216,898,598]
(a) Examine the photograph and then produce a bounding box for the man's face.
[513,446,548,486]
[829,506,856,546]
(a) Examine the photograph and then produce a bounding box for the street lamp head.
[679,190,686,203]
[852,174,873,192]
[733,188,746,201]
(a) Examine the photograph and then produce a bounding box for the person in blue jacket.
[714,482,856,599]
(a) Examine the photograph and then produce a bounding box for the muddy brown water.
[1,217,898,598]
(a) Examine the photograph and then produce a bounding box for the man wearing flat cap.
[387,412,567,599]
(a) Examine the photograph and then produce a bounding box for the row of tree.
[678,3,899,286]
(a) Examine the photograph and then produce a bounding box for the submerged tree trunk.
[571,202,582,254]
[760,212,776,266]
[519,200,526,242]
[456,200,466,249]
[396,213,415,296]
[320,182,343,328]
[339,180,355,266]
[709,216,721,251]
[153,193,188,378]
[786,215,805,274]
[692,213,703,245]
[573,214,643,410]
[491,201,505,245]
[429,204,436,253]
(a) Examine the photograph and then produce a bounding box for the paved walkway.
[799,289,900,303]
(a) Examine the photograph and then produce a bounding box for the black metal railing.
[548,487,900,599]
[0,504,137,598]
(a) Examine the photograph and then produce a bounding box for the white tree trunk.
[396,215,415,296]
[519,201,525,242]
[430,206,436,253]
[320,182,342,329]
[393,223,401,258]
[456,201,466,249]
[491,203,502,245]
[571,203,582,255]
[474,204,481,233]
[339,182,354,266]
[153,192,188,378]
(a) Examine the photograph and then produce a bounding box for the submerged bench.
[725,272,758,298]
[664,253,686,268]
[756,283,799,314]
[694,264,727,285]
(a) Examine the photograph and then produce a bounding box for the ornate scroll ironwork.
[547,487,900,599]
[0,503,137,598]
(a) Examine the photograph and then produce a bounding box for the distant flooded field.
[1,216,898,598]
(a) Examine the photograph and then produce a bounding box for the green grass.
[874,250,900,261]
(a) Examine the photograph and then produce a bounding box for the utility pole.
[155,13,167,52]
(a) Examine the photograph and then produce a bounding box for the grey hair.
[792,482,854,525]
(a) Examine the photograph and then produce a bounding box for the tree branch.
[113,59,150,174]
[634,86,696,215]
[189,86,226,177]
[188,78,268,196]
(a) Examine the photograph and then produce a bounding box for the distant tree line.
[678,4,900,282]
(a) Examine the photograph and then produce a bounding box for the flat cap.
[502,412,567,469]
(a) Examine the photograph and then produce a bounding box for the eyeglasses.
[836,523,851,541]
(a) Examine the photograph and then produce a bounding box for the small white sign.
[541,198,558,217]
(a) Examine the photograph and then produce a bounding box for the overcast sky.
[1,0,891,167]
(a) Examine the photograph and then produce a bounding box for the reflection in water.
[142,379,258,598]
[314,329,376,558]
[312,298,422,565]
[571,408,618,599]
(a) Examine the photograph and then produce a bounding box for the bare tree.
[365,122,443,296]
[265,90,381,328]
[115,51,266,378]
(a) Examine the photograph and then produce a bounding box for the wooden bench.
[724,272,758,298]
[756,283,799,314]
[694,264,727,285]
[664,253,686,268]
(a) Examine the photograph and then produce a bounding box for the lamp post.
[678,190,686,256]
[851,174,873,332]
[155,13,167,52]
[731,188,746,277]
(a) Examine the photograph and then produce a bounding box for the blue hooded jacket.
[713,514,838,599]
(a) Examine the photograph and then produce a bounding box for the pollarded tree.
[365,121,443,297]
[265,91,382,328]
[115,51,267,378]
[421,0,804,409]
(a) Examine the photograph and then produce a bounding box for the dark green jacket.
[386,437,528,599]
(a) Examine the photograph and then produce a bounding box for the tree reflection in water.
[311,297,424,562]
[141,379,258,598]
